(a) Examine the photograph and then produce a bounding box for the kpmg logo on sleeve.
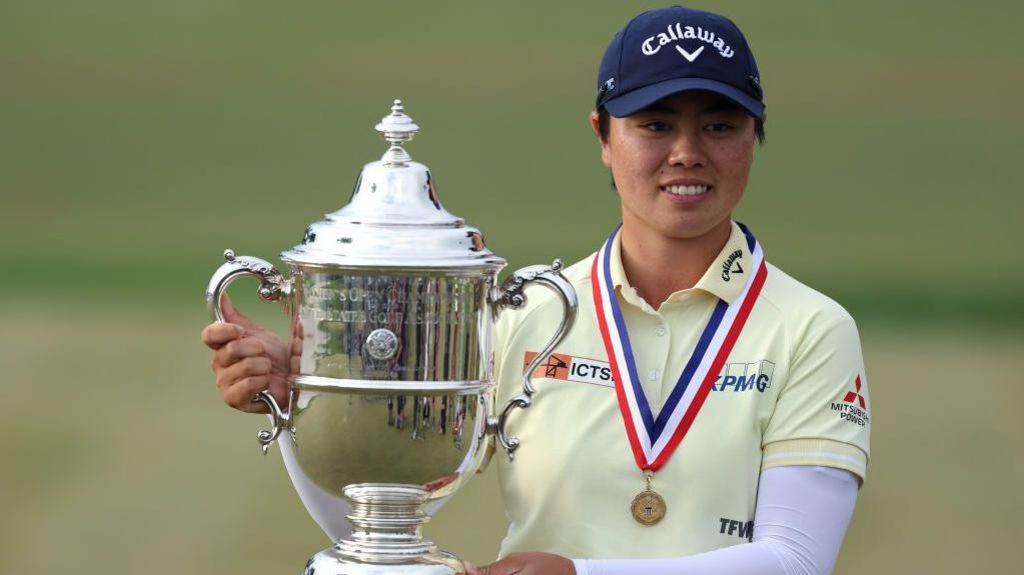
[712,360,775,393]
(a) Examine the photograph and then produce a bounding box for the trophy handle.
[488,259,578,460]
[205,249,293,455]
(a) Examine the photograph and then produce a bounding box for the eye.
[642,120,671,133]
[704,122,735,134]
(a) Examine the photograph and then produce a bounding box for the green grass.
[1,0,1022,324]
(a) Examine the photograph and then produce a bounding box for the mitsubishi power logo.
[831,375,869,427]
[843,375,867,409]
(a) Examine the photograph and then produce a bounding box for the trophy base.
[304,546,462,575]
[302,484,464,575]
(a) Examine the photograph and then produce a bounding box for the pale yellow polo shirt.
[491,221,871,559]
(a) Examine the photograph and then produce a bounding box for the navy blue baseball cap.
[596,6,764,118]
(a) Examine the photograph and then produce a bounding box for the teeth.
[664,185,708,196]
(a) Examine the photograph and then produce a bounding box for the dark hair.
[597,106,766,145]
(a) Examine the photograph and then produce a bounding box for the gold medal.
[630,472,666,525]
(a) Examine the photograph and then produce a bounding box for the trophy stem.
[304,484,463,574]
[345,484,431,546]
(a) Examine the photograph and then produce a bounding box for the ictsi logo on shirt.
[523,352,613,387]
[523,353,775,392]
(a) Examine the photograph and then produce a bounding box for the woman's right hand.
[200,294,292,413]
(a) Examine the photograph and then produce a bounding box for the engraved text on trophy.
[298,272,489,381]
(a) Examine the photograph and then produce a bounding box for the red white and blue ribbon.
[591,223,768,471]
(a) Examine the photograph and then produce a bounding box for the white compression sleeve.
[574,466,859,575]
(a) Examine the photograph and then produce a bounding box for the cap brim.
[604,78,764,119]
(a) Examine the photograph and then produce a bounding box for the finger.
[461,561,480,575]
[291,319,304,353]
[215,356,272,392]
[474,563,501,575]
[241,399,271,415]
[222,376,271,412]
[221,294,260,331]
[201,322,245,350]
[482,558,524,575]
[212,337,266,369]
[267,376,291,409]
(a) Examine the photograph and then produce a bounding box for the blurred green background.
[2,1,1021,573]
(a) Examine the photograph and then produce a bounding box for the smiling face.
[594,90,757,244]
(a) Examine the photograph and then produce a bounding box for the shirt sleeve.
[573,465,859,575]
[761,307,871,483]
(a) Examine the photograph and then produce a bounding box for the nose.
[667,129,707,168]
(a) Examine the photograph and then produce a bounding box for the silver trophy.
[205,100,577,575]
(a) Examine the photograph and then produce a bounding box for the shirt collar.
[608,221,753,306]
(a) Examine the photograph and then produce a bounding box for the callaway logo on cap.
[596,5,765,118]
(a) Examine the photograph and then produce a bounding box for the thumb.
[221,294,259,331]
[473,563,504,575]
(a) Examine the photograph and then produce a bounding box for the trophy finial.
[375,99,420,165]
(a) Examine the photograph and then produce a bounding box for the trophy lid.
[281,100,506,270]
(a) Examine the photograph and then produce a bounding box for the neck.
[618,219,732,307]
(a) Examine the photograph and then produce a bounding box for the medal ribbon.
[591,223,767,471]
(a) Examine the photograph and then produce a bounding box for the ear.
[589,111,612,169]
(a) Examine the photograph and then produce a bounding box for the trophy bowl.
[205,101,577,575]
